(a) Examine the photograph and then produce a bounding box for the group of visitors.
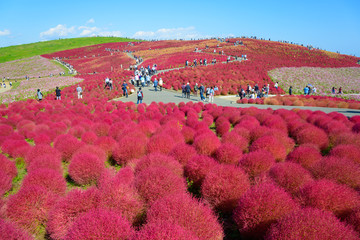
[131,65,157,87]
[180,82,217,103]
[238,84,269,99]
[303,85,317,95]
[331,86,342,94]
[104,77,114,90]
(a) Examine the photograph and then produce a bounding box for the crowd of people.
[332,86,343,94]
[238,84,270,99]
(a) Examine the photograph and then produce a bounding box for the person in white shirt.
[76,85,83,99]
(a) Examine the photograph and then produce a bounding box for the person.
[159,78,163,91]
[313,87,317,94]
[141,75,145,87]
[304,86,309,95]
[206,87,211,101]
[185,83,191,99]
[9,81,12,87]
[55,86,61,100]
[122,81,128,98]
[199,84,205,101]
[209,87,215,103]
[137,88,143,104]
[37,89,43,101]
[194,83,198,97]
[185,60,188,67]
[289,86,292,95]
[331,87,336,94]
[104,77,110,89]
[181,83,186,98]
[76,85,83,99]
[338,87,342,94]
[109,79,113,90]
[153,78,158,91]
[274,82,279,90]
[266,84,270,96]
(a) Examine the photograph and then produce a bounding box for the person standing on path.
[76,85,83,99]
[55,86,61,100]
[137,88,143,104]
[209,87,215,103]
[153,78,158,91]
[199,84,205,101]
[194,83,198,97]
[182,83,186,98]
[122,81,128,98]
[37,89,43,101]
[159,78,163,91]
[289,86,292,95]
[185,83,191,99]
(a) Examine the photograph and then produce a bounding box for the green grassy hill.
[0,37,139,63]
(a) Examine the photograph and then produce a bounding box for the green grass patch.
[5,158,27,198]
[0,36,140,63]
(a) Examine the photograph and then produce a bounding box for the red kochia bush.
[193,132,221,156]
[135,153,183,177]
[25,144,61,166]
[286,145,322,169]
[81,131,98,144]
[0,218,33,240]
[0,154,17,179]
[233,182,299,239]
[346,208,360,233]
[54,134,84,161]
[185,155,219,187]
[239,150,276,178]
[135,167,187,204]
[311,156,360,189]
[146,133,176,154]
[329,144,360,164]
[64,209,134,240]
[169,143,197,166]
[113,136,147,165]
[0,170,12,196]
[265,208,360,240]
[201,164,250,213]
[214,143,243,165]
[74,144,107,162]
[181,126,195,144]
[134,220,199,240]
[221,131,248,152]
[299,179,360,218]
[146,193,224,240]
[6,185,57,235]
[22,168,66,195]
[250,135,287,162]
[68,152,105,186]
[1,139,30,158]
[47,188,100,240]
[269,162,313,195]
[295,126,329,151]
[26,154,63,174]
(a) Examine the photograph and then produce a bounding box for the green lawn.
[0,36,139,63]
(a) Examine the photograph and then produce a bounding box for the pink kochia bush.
[25,144,61,166]
[54,134,84,161]
[0,218,33,240]
[68,152,105,186]
[233,182,299,239]
[295,126,329,151]
[26,154,63,174]
[146,193,224,240]
[214,143,243,165]
[193,132,221,156]
[22,168,66,195]
[298,179,360,218]
[0,170,12,196]
[169,142,197,166]
[135,166,187,204]
[265,208,360,240]
[346,208,360,233]
[239,150,276,178]
[286,145,322,169]
[201,164,250,213]
[135,153,183,177]
[329,144,360,164]
[134,221,199,240]
[185,155,218,187]
[249,135,287,162]
[221,131,248,152]
[46,188,100,240]
[64,209,134,240]
[146,133,176,154]
[112,136,147,165]
[0,154,17,179]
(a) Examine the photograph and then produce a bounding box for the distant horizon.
[1,0,359,57]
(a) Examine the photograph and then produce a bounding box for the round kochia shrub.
[249,135,287,162]
[286,145,322,169]
[298,179,360,218]
[265,208,360,240]
[169,143,197,166]
[0,170,12,196]
[239,150,276,178]
[214,143,243,165]
[233,182,299,239]
[134,220,199,240]
[135,153,183,177]
[146,133,176,154]
[112,136,147,165]
[22,168,66,195]
[46,188,100,240]
[221,131,248,152]
[64,209,134,240]
[193,132,221,156]
[134,166,187,204]
[329,144,360,164]
[146,193,224,240]
[0,154,17,179]
[26,154,63,174]
[346,208,360,233]
[25,144,61,166]
[0,218,33,240]
[68,152,105,186]
[295,126,329,151]
[201,164,250,213]
[54,134,84,161]
[185,155,218,187]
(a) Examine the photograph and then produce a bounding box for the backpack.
[137,91,142,98]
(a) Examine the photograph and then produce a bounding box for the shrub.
[113,136,147,165]
[74,144,107,162]
[169,143,198,166]
[0,218,33,240]
[33,133,52,145]
[135,152,183,177]
[221,131,248,152]
[0,154,17,179]
[201,164,250,213]
[134,220,199,240]
[94,136,117,157]
[146,193,224,240]
[269,162,313,195]
[311,156,360,189]
[135,167,187,204]
[216,121,231,136]
[298,179,360,218]
[181,126,195,144]
[214,143,243,165]
[54,134,84,161]
[233,182,299,239]
[92,122,110,137]
[0,170,12,196]
[352,122,360,133]
[193,132,221,156]
[249,135,287,162]
[22,168,66,195]
[286,145,322,169]
[68,152,105,186]
[6,185,57,235]
[1,139,30,158]
[239,150,276,178]
[64,209,134,240]
[47,188,100,240]
[295,126,329,151]
[81,131,98,144]
[329,144,360,164]
[346,208,360,233]
[265,207,360,240]
[146,133,176,154]
[185,155,219,187]
[25,144,61,166]
[26,154,63,174]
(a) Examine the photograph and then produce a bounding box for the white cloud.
[0,29,10,36]
[86,18,95,24]
[40,24,76,38]
[133,26,205,40]
[78,26,100,36]
[97,31,122,37]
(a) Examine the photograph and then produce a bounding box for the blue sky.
[1,0,359,56]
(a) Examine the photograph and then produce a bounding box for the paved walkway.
[112,87,360,117]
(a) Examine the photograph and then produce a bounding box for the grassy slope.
[0,37,139,63]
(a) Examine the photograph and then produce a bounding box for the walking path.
[112,87,360,117]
